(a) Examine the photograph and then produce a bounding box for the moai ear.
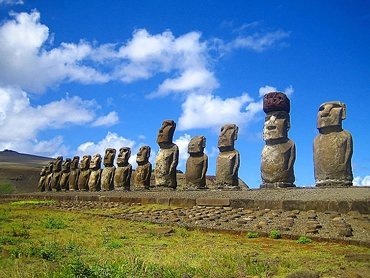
[201,136,206,148]
[146,146,151,159]
[341,102,347,120]
[233,125,239,140]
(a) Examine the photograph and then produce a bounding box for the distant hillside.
[0,149,54,168]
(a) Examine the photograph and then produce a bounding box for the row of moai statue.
[38,92,353,191]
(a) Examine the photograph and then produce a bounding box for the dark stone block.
[350,201,369,214]
[229,199,254,209]
[282,200,305,211]
[170,198,196,207]
[305,200,329,212]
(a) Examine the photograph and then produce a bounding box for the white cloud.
[91,111,119,127]
[258,85,294,97]
[353,176,370,186]
[174,134,191,168]
[0,0,23,5]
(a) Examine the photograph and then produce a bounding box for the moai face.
[263,111,290,142]
[46,161,53,174]
[156,120,176,145]
[90,153,102,170]
[117,147,131,166]
[80,155,91,170]
[188,136,206,155]
[71,156,80,170]
[40,166,47,176]
[54,156,63,172]
[136,146,151,164]
[62,158,71,172]
[317,101,346,130]
[104,148,116,167]
[218,124,238,151]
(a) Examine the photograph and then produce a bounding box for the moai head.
[218,124,238,152]
[54,156,63,172]
[40,166,47,176]
[71,156,80,170]
[188,136,206,155]
[263,92,291,143]
[317,101,346,131]
[62,158,71,172]
[90,153,102,170]
[80,155,91,170]
[156,120,176,146]
[117,147,131,166]
[104,148,116,167]
[46,161,54,174]
[136,146,151,164]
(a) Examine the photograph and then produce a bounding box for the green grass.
[10,200,56,205]
[0,183,14,194]
[0,201,369,278]
[296,236,313,244]
[246,232,259,238]
[270,230,281,239]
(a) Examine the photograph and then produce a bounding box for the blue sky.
[0,0,369,188]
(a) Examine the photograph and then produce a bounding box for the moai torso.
[69,156,80,190]
[78,155,91,191]
[155,120,179,189]
[185,136,208,189]
[215,124,240,188]
[113,147,132,190]
[260,92,296,188]
[51,156,63,191]
[314,102,353,186]
[59,158,71,191]
[88,153,102,191]
[134,146,152,189]
[37,166,47,192]
[45,162,54,191]
[101,148,116,191]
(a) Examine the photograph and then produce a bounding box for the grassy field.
[0,201,369,278]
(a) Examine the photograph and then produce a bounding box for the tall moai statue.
[134,146,152,189]
[45,161,54,191]
[88,153,102,191]
[77,154,91,191]
[51,156,63,191]
[260,92,296,188]
[59,158,71,191]
[216,124,240,189]
[69,156,80,191]
[37,166,47,192]
[101,148,116,191]
[314,101,353,186]
[114,147,132,191]
[155,120,179,189]
[185,136,208,189]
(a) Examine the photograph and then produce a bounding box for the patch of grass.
[0,183,14,194]
[246,232,259,238]
[296,236,313,244]
[43,216,66,229]
[10,200,56,205]
[270,230,281,239]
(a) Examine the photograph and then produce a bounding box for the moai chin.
[113,147,132,190]
[51,156,63,191]
[88,153,102,191]
[215,124,240,189]
[134,146,152,189]
[77,154,91,191]
[69,156,80,191]
[37,166,47,192]
[155,120,179,189]
[185,136,208,189]
[101,148,116,191]
[59,158,71,191]
[260,92,296,188]
[44,161,53,191]
[314,101,353,186]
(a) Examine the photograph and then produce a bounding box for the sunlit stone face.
[62,158,71,172]
[104,148,116,167]
[263,111,290,142]
[218,124,238,151]
[117,147,131,166]
[90,154,101,170]
[156,120,176,145]
[317,102,345,130]
[80,155,91,170]
[188,136,205,154]
[71,156,79,170]
[136,146,150,164]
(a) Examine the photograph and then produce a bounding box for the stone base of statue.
[315,179,352,187]
[260,182,296,189]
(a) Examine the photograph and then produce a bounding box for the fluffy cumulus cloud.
[174,134,191,168]
[0,0,23,5]
[353,176,370,186]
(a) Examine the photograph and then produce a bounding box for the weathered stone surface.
[51,156,63,191]
[60,158,71,191]
[134,146,152,189]
[45,161,54,191]
[101,148,116,191]
[155,120,179,189]
[261,93,295,189]
[88,153,102,192]
[196,198,230,207]
[314,101,353,186]
[78,154,91,191]
[113,147,131,190]
[69,156,80,191]
[185,136,208,189]
[216,124,240,189]
[37,166,47,192]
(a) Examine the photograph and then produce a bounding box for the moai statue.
[215,124,240,189]
[185,136,208,189]
[59,158,71,191]
[101,148,116,191]
[51,156,63,191]
[77,154,91,191]
[314,101,353,186]
[155,120,179,189]
[260,92,296,188]
[44,161,54,192]
[88,153,102,191]
[134,146,152,189]
[114,147,132,190]
[69,156,80,191]
[37,166,47,192]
